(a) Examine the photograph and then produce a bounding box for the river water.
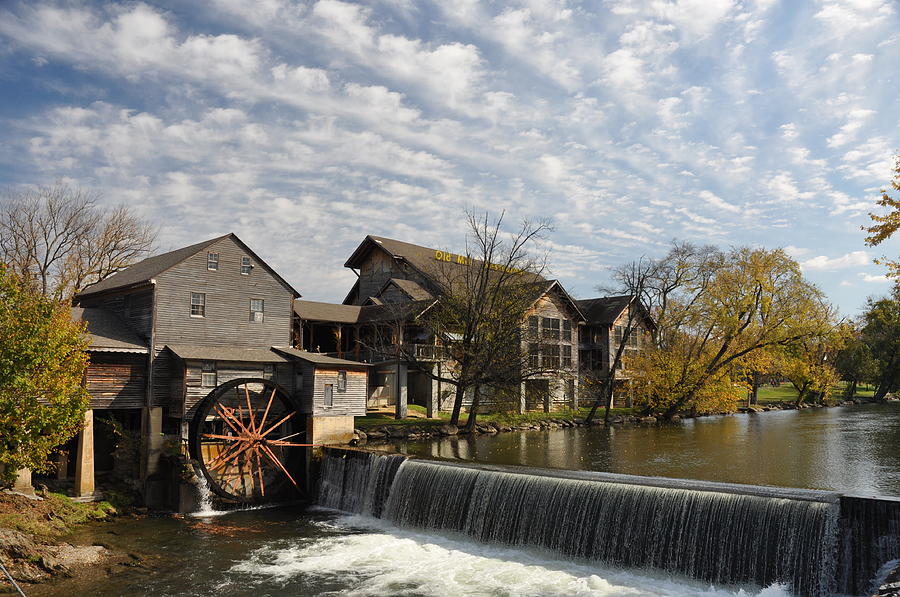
[32,403,899,596]
[392,403,900,498]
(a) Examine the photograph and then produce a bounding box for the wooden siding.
[79,288,153,342]
[354,248,432,305]
[180,360,297,419]
[153,236,293,348]
[85,353,146,409]
[310,368,367,417]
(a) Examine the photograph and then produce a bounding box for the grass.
[755,381,876,404]
[355,404,635,429]
[0,492,116,539]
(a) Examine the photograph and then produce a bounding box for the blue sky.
[0,0,898,315]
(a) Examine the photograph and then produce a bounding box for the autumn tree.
[627,245,835,419]
[380,212,551,428]
[0,265,90,482]
[775,328,844,406]
[0,182,156,301]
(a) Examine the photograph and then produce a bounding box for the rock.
[670,414,681,422]
[439,424,458,436]
[356,430,367,441]
[388,427,408,439]
[366,430,386,439]
[639,416,657,425]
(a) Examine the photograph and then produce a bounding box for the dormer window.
[207,252,219,271]
[250,299,264,322]
[241,256,252,275]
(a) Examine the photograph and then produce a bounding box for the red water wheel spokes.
[191,378,311,502]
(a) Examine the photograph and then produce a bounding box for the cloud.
[801,251,870,271]
[859,273,890,283]
[698,190,740,213]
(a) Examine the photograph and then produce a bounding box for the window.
[337,370,347,392]
[250,299,264,322]
[562,320,572,342]
[542,317,560,340]
[241,256,252,275]
[324,383,334,407]
[201,362,216,387]
[263,364,274,379]
[561,345,572,368]
[528,315,539,338]
[528,343,540,368]
[542,344,560,369]
[207,252,219,271]
[191,292,206,317]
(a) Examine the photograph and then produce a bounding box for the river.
[390,402,900,498]
[31,403,899,596]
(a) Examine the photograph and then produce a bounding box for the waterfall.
[193,470,217,516]
[382,460,839,596]
[317,448,406,517]
[316,449,899,597]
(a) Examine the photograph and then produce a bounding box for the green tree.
[833,326,877,399]
[0,265,90,482]
[860,290,900,400]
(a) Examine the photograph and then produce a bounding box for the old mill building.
[53,233,652,507]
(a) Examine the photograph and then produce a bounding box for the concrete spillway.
[317,448,900,596]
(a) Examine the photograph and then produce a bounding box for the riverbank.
[0,488,140,593]
[351,396,896,446]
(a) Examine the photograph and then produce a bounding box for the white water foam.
[231,514,793,596]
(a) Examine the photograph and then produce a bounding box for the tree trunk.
[464,385,481,431]
[449,384,466,426]
[584,379,608,425]
[749,372,760,405]
[844,379,858,399]
[602,380,615,424]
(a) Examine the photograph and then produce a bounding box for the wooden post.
[395,361,408,419]
[74,409,95,498]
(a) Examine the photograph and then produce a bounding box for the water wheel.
[189,378,309,503]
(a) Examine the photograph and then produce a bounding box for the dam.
[318,448,900,597]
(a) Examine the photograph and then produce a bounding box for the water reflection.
[396,403,900,497]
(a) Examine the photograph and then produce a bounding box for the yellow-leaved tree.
[0,265,90,482]
[863,154,900,276]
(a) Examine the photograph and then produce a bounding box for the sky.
[0,0,898,316]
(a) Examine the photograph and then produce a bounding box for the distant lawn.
[756,382,876,403]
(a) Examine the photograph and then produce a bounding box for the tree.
[380,212,552,428]
[776,332,843,406]
[0,182,156,301]
[833,326,877,399]
[584,259,655,425]
[860,291,900,400]
[627,245,835,419]
[863,154,900,276]
[0,265,90,482]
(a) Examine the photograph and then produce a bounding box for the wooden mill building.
[64,233,365,505]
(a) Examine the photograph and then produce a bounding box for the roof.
[380,278,434,301]
[294,300,362,323]
[72,307,148,353]
[273,347,370,367]
[576,295,655,330]
[166,345,290,363]
[525,280,586,323]
[76,233,300,298]
[294,298,433,325]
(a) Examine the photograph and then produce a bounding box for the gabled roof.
[576,295,656,330]
[76,233,300,299]
[527,280,586,323]
[272,347,370,368]
[72,307,148,353]
[294,300,362,324]
[166,345,290,363]
[378,278,434,302]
